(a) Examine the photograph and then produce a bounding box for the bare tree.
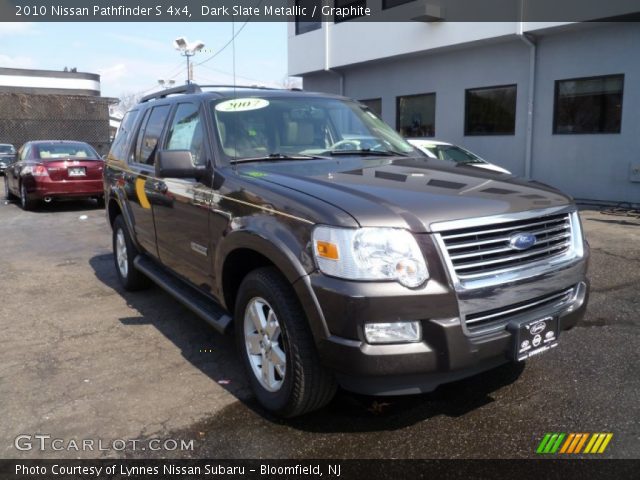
[281,76,303,90]
[112,92,141,116]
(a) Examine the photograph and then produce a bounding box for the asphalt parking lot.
[1,175,638,459]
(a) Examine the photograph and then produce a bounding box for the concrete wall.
[299,23,640,204]
[303,38,532,177]
[531,23,640,203]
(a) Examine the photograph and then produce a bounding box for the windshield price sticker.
[215,98,269,112]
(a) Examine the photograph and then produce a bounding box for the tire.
[112,215,150,291]
[235,267,337,417]
[4,178,16,200]
[19,183,36,210]
[95,196,105,209]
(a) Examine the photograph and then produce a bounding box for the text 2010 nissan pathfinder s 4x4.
[104,84,589,417]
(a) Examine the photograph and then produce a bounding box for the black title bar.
[2,0,640,22]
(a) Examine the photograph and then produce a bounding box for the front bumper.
[296,251,589,396]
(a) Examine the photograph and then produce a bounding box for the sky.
[0,22,291,99]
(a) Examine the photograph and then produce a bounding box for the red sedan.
[4,140,105,210]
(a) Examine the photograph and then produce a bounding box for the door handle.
[151,181,167,194]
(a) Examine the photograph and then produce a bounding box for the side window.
[164,103,206,166]
[109,110,139,161]
[134,105,171,166]
[20,145,31,161]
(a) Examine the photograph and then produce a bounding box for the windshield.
[0,145,15,154]
[34,143,100,160]
[426,145,485,164]
[211,97,416,161]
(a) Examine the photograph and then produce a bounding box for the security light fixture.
[173,36,206,84]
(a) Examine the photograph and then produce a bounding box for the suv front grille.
[465,286,576,333]
[439,212,572,279]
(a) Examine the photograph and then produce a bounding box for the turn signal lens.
[315,241,339,260]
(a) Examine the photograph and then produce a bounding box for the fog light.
[364,321,422,344]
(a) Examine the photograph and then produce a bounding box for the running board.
[133,255,232,334]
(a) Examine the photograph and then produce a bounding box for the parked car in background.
[0,143,16,175]
[4,140,105,210]
[407,139,511,174]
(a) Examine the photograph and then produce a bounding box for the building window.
[553,74,624,134]
[295,0,321,34]
[396,93,435,137]
[465,85,517,136]
[359,98,382,116]
[334,0,367,23]
[382,0,414,9]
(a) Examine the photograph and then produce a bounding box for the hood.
[237,156,572,232]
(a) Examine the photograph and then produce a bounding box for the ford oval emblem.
[509,232,537,250]
[530,322,546,335]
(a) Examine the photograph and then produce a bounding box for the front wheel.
[235,267,337,417]
[112,215,150,291]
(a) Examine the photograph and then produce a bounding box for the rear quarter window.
[109,110,139,161]
[133,105,171,166]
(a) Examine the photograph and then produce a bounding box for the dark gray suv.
[104,84,589,417]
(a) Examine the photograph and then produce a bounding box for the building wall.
[0,68,114,155]
[303,38,532,176]
[531,23,640,203]
[298,23,640,204]
[0,93,114,155]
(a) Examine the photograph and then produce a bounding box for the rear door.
[8,144,30,193]
[152,102,214,290]
[125,103,172,257]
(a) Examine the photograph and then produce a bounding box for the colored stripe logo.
[536,433,613,454]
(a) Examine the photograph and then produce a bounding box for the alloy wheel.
[115,228,128,279]
[243,297,286,392]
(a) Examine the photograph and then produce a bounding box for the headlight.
[312,226,428,287]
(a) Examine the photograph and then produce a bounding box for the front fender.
[214,216,333,343]
[214,215,315,286]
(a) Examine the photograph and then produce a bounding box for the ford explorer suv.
[104,84,589,417]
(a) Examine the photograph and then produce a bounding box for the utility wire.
[195,0,264,66]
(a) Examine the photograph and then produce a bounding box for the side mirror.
[156,150,201,178]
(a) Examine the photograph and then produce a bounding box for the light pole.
[173,36,205,84]
[158,79,176,89]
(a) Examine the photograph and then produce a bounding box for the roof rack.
[139,83,296,104]
[140,83,201,103]
[197,84,279,91]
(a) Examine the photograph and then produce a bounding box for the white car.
[407,139,511,174]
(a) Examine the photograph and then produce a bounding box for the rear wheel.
[95,196,105,209]
[20,183,36,210]
[235,267,337,417]
[112,215,150,291]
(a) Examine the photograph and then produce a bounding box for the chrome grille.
[465,286,576,333]
[440,213,572,279]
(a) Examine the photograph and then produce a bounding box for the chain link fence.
[0,93,116,155]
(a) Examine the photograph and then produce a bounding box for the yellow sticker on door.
[135,177,151,209]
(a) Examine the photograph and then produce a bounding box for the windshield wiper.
[230,153,330,164]
[327,149,409,157]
